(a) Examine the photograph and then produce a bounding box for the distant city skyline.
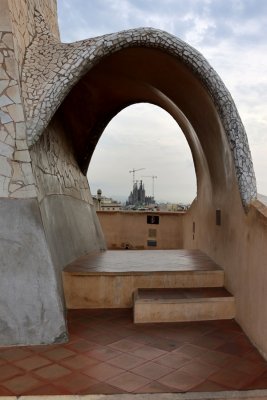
[58,0,267,202]
[88,104,197,204]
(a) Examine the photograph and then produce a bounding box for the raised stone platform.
[133,287,235,323]
[63,250,225,309]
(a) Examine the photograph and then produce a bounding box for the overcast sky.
[57,0,267,203]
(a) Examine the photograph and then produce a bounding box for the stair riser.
[134,298,235,323]
[63,271,224,309]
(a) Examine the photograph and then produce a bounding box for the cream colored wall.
[97,211,184,249]
[99,197,267,359]
[183,189,267,359]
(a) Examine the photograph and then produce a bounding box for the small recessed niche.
[147,240,157,247]
[216,209,221,226]
[148,228,157,238]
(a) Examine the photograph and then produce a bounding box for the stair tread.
[135,287,232,301]
[64,249,223,275]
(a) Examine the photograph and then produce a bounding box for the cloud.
[88,104,196,203]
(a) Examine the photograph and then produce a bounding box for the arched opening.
[87,103,197,206]
[59,47,232,214]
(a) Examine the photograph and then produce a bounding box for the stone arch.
[22,10,256,207]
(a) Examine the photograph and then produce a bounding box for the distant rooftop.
[257,193,267,206]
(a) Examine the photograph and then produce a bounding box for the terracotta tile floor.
[0,309,267,395]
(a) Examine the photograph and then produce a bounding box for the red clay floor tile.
[209,367,256,389]
[147,337,183,352]
[81,382,127,394]
[0,359,7,366]
[0,348,32,362]
[82,362,124,381]
[53,372,98,394]
[175,343,208,357]
[244,371,267,390]
[1,374,44,394]
[107,371,151,392]
[65,338,96,352]
[0,385,15,396]
[14,355,51,371]
[42,347,76,361]
[195,349,233,367]
[107,353,146,370]
[109,338,143,352]
[86,345,122,361]
[60,353,99,370]
[158,369,204,391]
[26,383,70,395]
[34,364,72,380]
[155,352,192,369]
[226,355,267,376]
[179,359,219,379]
[0,308,267,395]
[131,361,174,380]
[216,340,253,357]
[134,380,176,393]
[90,333,124,345]
[130,345,166,360]
[192,379,230,392]
[0,364,23,382]
[190,334,225,350]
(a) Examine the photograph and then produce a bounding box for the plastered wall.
[98,211,184,250]
[183,190,267,359]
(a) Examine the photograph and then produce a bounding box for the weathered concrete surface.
[30,115,106,291]
[40,195,106,273]
[0,198,67,345]
[98,210,184,249]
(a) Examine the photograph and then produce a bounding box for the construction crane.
[129,168,145,186]
[142,175,157,199]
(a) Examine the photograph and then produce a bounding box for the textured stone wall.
[30,117,93,204]
[0,0,36,198]
[30,116,106,284]
[0,1,58,198]
[8,0,59,75]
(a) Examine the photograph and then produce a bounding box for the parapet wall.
[98,211,184,250]
[183,195,267,360]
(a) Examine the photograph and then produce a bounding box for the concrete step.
[133,287,235,323]
[63,269,225,309]
[63,250,225,309]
